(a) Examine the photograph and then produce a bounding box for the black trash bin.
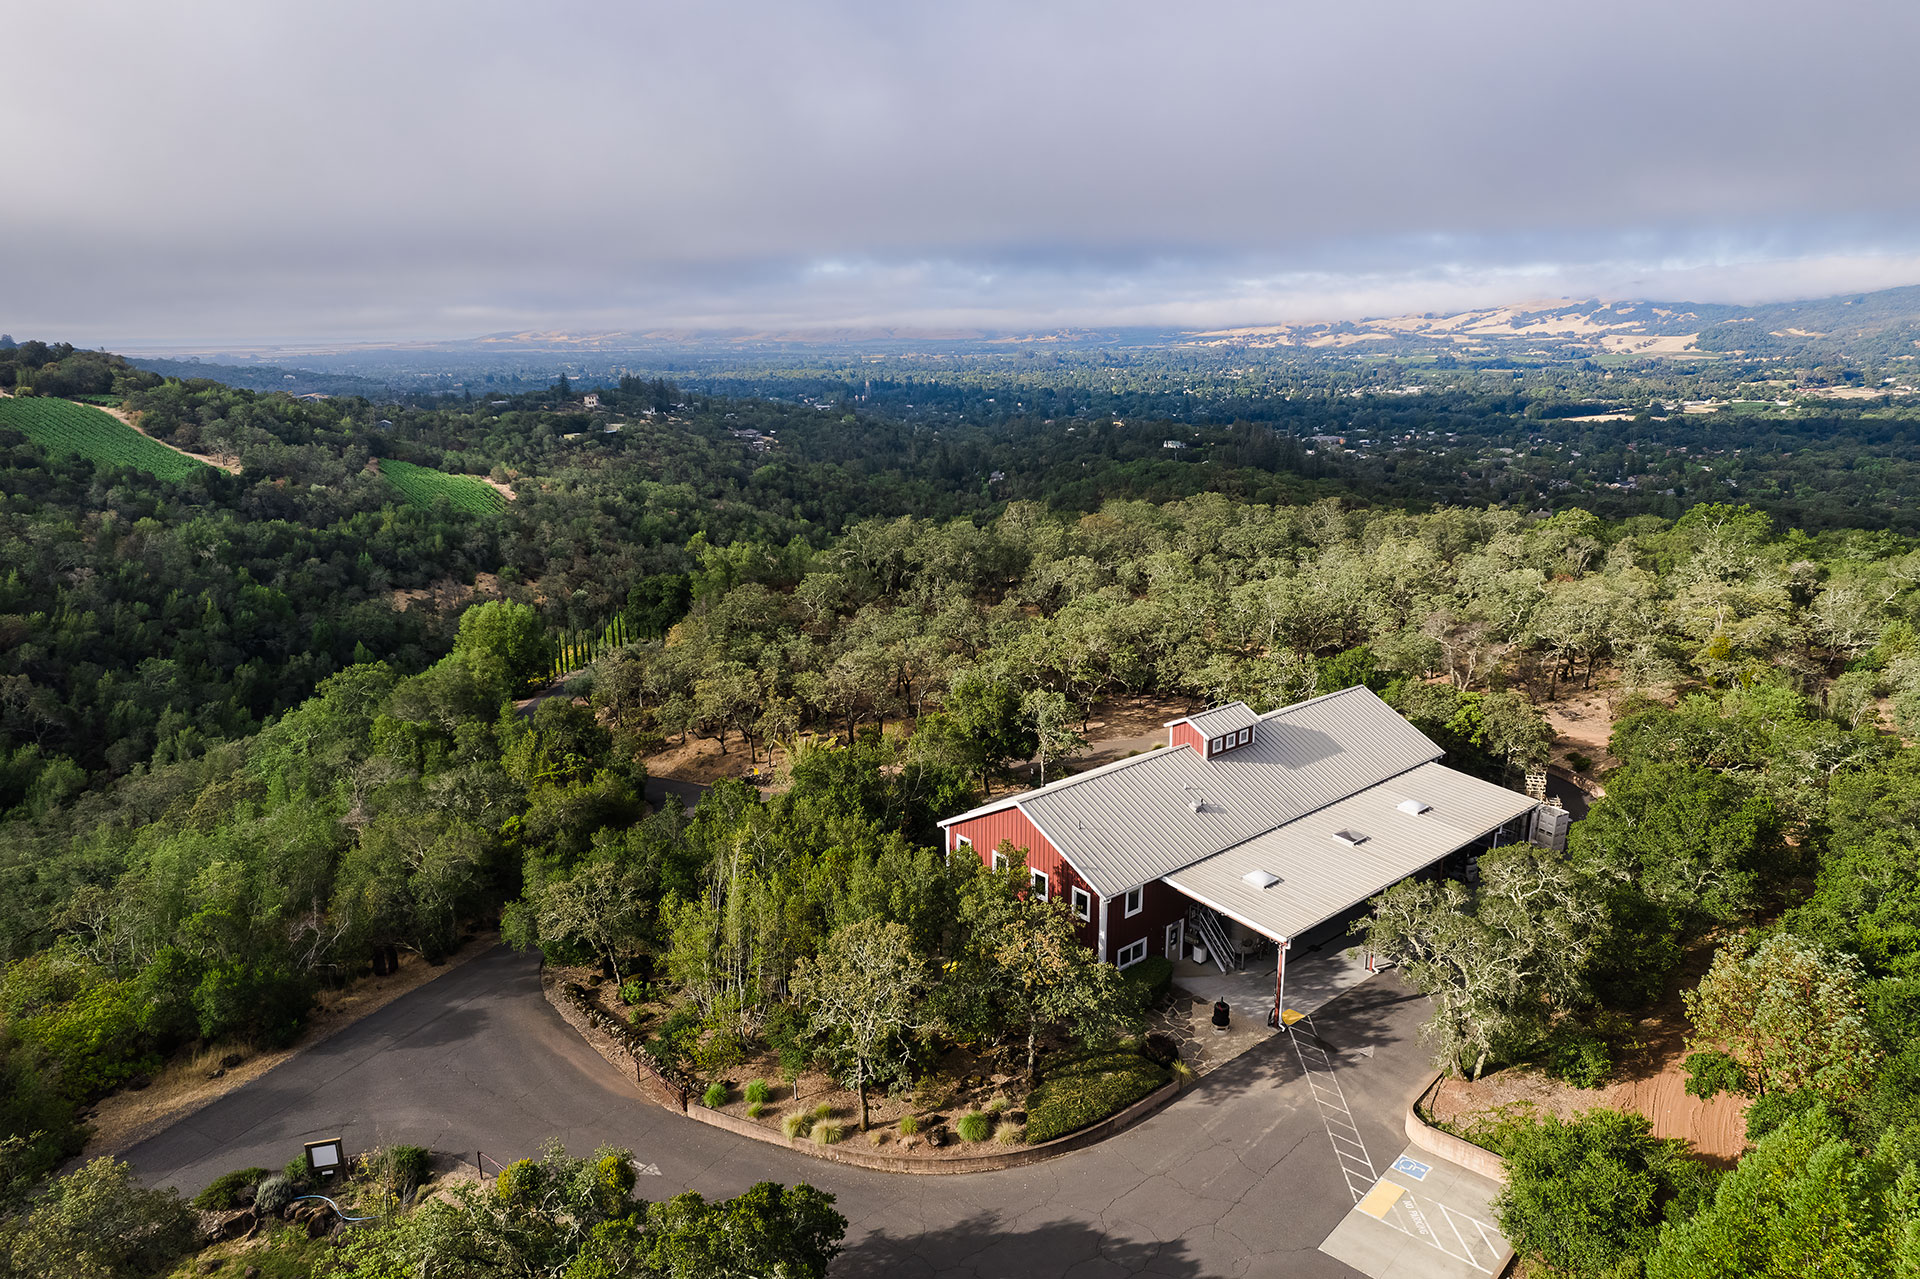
[1211,999,1231,1031]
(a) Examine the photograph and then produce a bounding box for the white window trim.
[1210,736,1225,754]
[1071,886,1092,922]
[1031,869,1049,900]
[991,848,1007,871]
[1124,886,1144,918]
[1117,938,1148,969]
[955,833,973,852]
[1236,727,1252,746]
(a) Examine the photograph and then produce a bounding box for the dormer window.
[1167,701,1261,759]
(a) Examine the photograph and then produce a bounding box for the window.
[1071,886,1092,922]
[1210,736,1225,754]
[955,833,973,852]
[1117,938,1148,968]
[1030,869,1049,900]
[1124,886,1144,917]
[991,849,1007,871]
[1236,727,1252,746]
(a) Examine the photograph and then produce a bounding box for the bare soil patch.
[1538,686,1620,784]
[391,571,504,614]
[642,731,783,786]
[1425,954,1749,1167]
[83,930,498,1158]
[1070,693,1198,767]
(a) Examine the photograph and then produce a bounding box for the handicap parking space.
[1319,1144,1513,1279]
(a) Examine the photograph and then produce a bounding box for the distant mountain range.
[1185,286,1920,363]
[125,283,1920,380]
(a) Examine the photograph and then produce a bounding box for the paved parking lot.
[129,946,1450,1277]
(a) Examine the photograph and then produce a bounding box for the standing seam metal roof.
[1162,761,1542,942]
[1177,702,1262,740]
[960,686,1449,898]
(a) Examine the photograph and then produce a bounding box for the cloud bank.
[5,0,1919,344]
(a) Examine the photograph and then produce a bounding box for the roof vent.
[1187,798,1204,814]
[1397,799,1432,816]
[1331,829,1368,847]
[1243,870,1280,890]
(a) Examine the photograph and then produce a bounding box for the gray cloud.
[5,0,1919,343]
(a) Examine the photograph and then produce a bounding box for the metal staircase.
[1187,904,1238,973]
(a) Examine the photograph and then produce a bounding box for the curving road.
[128,948,1436,1277]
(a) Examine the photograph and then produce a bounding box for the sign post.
[304,1138,346,1182]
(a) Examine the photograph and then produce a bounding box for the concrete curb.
[541,972,690,1111]
[685,1080,1181,1175]
[541,970,1184,1174]
[1404,1071,1509,1185]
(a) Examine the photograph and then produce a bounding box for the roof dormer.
[1165,702,1261,760]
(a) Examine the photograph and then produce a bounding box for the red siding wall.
[1104,878,1191,965]
[1169,722,1206,758]
[948,806,1100,951]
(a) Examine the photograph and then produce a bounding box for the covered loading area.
[1161,760,1542,1024]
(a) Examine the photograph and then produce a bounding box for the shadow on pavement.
[836,1211,1205,1279]
[1170,971,1426,1112]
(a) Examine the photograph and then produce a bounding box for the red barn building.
[939,688,1544,1016]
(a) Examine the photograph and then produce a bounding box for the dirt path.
[82,930,498,1159]
[105,401,243,474]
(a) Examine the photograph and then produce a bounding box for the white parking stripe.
[1289,1018,1379,1204]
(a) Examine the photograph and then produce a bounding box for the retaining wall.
[541,968,1182,1174]
[1404,1071,1509,1185]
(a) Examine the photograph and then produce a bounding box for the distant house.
[989,470,1006,483]
[1162,439,1189,450]
[582,393,600,409]
[940,688,1547,1018]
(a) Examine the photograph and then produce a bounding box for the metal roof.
[1162,761,1541,942]
[1175,702,1262,740]
[950,686,1448,897]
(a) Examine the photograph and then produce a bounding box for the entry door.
[1165,919,1185,960]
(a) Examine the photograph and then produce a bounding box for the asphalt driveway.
[128,947,1439,1277]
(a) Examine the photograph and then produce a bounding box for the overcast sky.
[7,0,1920,346]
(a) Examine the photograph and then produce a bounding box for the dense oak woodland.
[10,335,1920,1274]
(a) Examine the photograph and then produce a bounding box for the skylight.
[1331,830,1368,846]
[1397,799,1432,816]
[1242,870,1280,889]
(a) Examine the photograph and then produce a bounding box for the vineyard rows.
[378,459,507,514]
[0,397,209,481]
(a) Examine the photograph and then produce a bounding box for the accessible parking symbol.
[1391,1156,1432,1181]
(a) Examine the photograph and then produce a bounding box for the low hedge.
[1025,1049,1171,1143]
[1123,956,1174,1002]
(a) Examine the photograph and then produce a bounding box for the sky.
[7,0,1920,347]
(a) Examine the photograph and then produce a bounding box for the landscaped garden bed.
[559,964,1180,1161]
